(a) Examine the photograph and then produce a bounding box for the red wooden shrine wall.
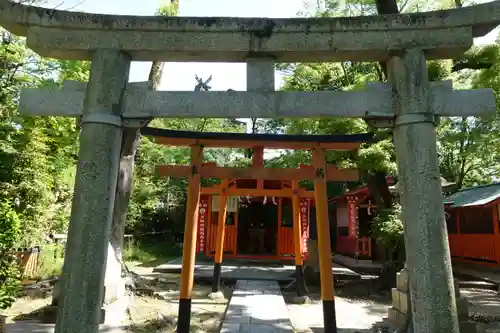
[196,196,310,260]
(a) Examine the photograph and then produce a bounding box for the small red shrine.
[192,146,319,260]
[445,183,500,264]
[329,176,395,260]
[195,173,313,261]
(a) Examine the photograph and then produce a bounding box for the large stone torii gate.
[1,0,500,332]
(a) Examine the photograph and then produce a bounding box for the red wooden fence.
[448,234,500,263]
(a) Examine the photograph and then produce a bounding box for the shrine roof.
[142,127,373,151]
[328,176,395,203]
[444,183,500,208]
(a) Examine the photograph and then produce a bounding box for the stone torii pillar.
[389,49,459,333]
[54,50,130,333]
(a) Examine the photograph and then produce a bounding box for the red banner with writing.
[300,198,310,256]
[196,198,209,253]
[347,197,358,238]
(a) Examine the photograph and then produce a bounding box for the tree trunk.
[365,171,392,210]
[372,0,400,292]
[109,60,164,276]
[109,129,141,275]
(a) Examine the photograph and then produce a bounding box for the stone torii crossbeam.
[1,0,500,333]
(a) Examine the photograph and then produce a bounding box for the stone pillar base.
[42,296,130,325]
[387,267,476,332]
[45,277,130,325]
[42,307,106,324]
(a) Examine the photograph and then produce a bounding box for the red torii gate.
[142,127,372,330]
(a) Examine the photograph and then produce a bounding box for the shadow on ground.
[126,311,223,333]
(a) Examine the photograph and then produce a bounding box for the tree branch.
[451,61,493,72]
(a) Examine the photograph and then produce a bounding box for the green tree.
[0,200,21,310]
[0,31,79,244]
[277,0,500,284]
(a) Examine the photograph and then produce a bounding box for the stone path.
[221,280,294,333]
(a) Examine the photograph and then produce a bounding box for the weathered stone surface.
[3,1,500,61]
[391,288,399,309]
[292,295,311,305]
[54,49,130,333]
[247,59,274,91]
[208,291,225,301]
[457,297,470,321]
[398,290,409,315]
[366,81,495,118]
[388,307,406,328]
[459,320,478,333]
[19,81,495,119]
[396,270,409,292]
[389,49,459,333]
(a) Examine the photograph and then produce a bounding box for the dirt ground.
[124,267,232,333]
[4,262,231,333]
[281,282,500,333]
[282,282,392,333]
[5,266,500,333]
[462,288,500,333]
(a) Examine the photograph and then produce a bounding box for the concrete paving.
[154,258,360,283]
[221,280,294,333]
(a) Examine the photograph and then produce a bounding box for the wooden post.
[277,198,283,257]
[178,145,203,333]
[212,179,229,293]
[312,148,337,333]
[292,180,307,296]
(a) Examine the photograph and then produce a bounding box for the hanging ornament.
[367,199,373,215]
[272,196,277,205]
[246,195,251,203]
[263,196,267,205]
[237,196,242,203]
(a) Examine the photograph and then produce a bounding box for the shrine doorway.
[237,198,278,257]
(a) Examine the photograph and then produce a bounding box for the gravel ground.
[3,265,231,333]
[462,288,500,333]
[282,283,392,333]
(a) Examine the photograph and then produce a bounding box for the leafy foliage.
[371,203,404,254]
[0,200,21,310]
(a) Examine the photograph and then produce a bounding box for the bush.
[0,200,22,310]
[371,202,404,261]
[34,243,65,280]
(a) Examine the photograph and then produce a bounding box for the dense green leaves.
[0,200,21,310]
[371,203,404,251]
